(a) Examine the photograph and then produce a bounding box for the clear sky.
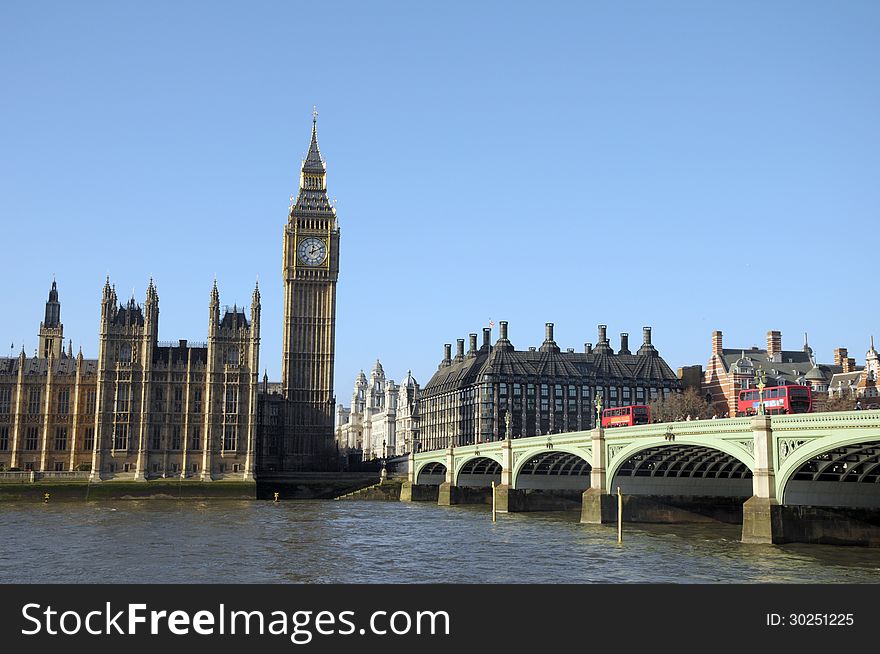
[2,1,878,402]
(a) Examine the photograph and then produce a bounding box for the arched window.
[119,344,131,362]
[227,348,239,365]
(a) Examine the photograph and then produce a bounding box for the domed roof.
[400,369,418,389]
[733,352,754,373]
[805,365,827,382]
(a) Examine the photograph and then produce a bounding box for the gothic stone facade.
[0,279,260,480]
[418,322,681,452]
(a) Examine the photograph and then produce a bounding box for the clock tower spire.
[280,111,340,470]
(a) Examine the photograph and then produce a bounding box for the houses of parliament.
[0,116,340,480]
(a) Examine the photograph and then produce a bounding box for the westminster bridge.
[402,410,880,545]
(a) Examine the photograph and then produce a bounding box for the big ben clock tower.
[281,109,340,469]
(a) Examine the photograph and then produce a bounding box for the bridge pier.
[581,426,615,523]
[437,482,460,505]
[580,488,617,523]
[399,481,439,502]
[742,415,785,544]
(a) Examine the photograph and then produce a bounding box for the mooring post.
[617,486,623,544]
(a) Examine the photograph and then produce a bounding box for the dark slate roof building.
[418,322,681,451]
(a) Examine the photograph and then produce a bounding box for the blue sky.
[2,1,878,401]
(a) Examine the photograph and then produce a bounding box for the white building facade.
[335,361,419,459]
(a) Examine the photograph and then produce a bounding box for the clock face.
[298,237,327,266]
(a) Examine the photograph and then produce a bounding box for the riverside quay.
[403,410,880,546]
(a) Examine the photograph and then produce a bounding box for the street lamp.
[594,392,603,428]
[754,368,767,415]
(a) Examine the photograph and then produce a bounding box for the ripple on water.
[1,500,879,583]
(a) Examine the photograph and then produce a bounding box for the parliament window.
[57,388,70,414]
[0,388,10,413]
[86,390,97,413]
[225,387,238,414]
[25,427,39,451]
[193,389,203,413]
[223,425,237,451]
[55,427,67,451]
[190,427,200,451]
[0,426,8,451]
[116,385,129,413]
[151,426,162,450]
[173,387,183,413]
[114,424,128,451]
[28,389,42,415]
[83,428,94,451]
[171,425,181,451]
[153,387,165,413]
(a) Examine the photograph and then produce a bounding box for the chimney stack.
[643,327,652,346]
[499,321,509,341]
[482,328,491,351]
[619,333,630,355]
[585,343,593,354]
[442,343,452,367]
[712,330,723,356]
[545,323,555,342]
[468,333,478,357]
[598,324,607,344]
[767,331,782,359]
[455,339,465,362]
[834,347,848,367]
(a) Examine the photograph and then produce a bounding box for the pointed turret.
[44,279,61,327]
[303,108,326,174]
[291,109,334,215]
[38,279,64,359]
[209,279,220,333]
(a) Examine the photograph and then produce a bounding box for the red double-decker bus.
[601,405,651,428]
[736,385,812,416]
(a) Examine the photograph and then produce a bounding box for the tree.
[823,394,857,412]
[649,387,711,422]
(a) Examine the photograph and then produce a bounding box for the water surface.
[2,500,879,583]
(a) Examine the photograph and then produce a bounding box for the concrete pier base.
[580,488,617,524]
[741,496,785,544]
[437,482,459,506]
[496,486,582,512]
[399,481,439,502]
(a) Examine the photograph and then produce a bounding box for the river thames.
[2,500,879,583]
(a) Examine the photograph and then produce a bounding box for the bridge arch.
[455,456,503,487]
[778,436,880,507]
[415,461,447,486]
[608,440,753,497]
[512,447,592,490]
